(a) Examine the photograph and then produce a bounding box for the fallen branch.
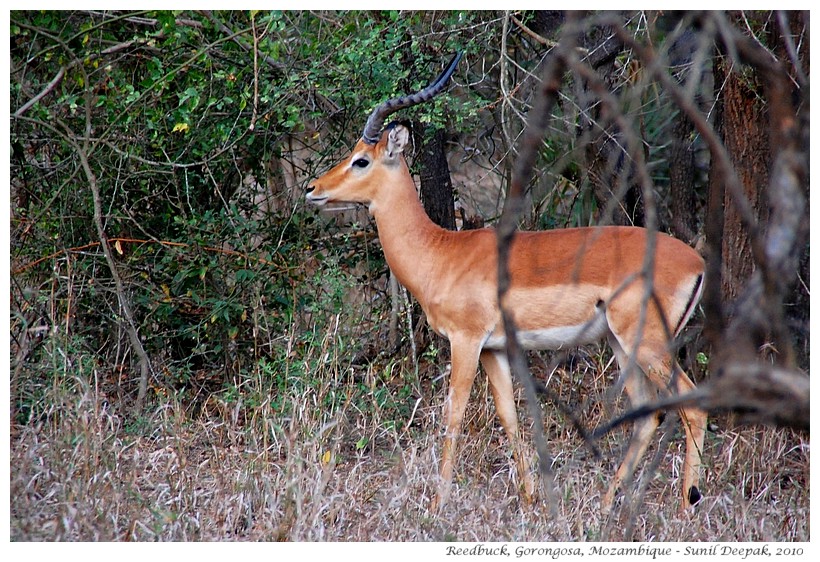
[593,362,810,436]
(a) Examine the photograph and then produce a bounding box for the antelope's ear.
[385,125,410,160]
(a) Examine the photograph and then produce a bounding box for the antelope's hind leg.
[600,346,661,514]
[602,309,706,513]
[672,364,707,509]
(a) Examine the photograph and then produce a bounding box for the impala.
[306,53,707,513]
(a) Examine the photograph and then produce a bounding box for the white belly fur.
[482,309,609,351]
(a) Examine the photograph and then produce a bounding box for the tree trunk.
[713,57,770,302]
[705,11,809,370]
[417,126,457,230]
[668,111,698,242]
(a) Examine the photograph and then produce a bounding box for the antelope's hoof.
[688,485,702,506]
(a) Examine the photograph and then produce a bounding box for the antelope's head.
[306,53,462,209]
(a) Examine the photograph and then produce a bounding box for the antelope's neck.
[369,173,450,305]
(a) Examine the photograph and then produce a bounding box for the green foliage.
[9,11,528,431]
[11,9,646,427]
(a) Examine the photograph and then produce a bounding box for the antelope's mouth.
[305,190,329,205]
[307,196,328,206]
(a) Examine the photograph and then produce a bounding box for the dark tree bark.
[417,125,457,230]
[703,45,772,368]
[668,112,699,242]
[703,10,809,374]
[666,25,704,244]
[528,11,564,39]
[712,56,771,302]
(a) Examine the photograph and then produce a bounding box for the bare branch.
[594,362,809,434]
[510,14,559,48]
[13,66,65,118]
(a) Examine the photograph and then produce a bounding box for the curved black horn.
[361,52,463,145]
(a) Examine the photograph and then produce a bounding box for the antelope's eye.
[351,158,370,169]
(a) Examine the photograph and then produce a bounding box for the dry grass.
[10,340,809,543]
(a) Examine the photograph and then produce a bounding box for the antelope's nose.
[305,184,328,205]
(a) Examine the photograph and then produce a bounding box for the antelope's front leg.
[481,350,536,504]
[431,337,481,512]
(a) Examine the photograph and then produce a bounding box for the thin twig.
[200,10,285,73]
[11,237,284,276]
